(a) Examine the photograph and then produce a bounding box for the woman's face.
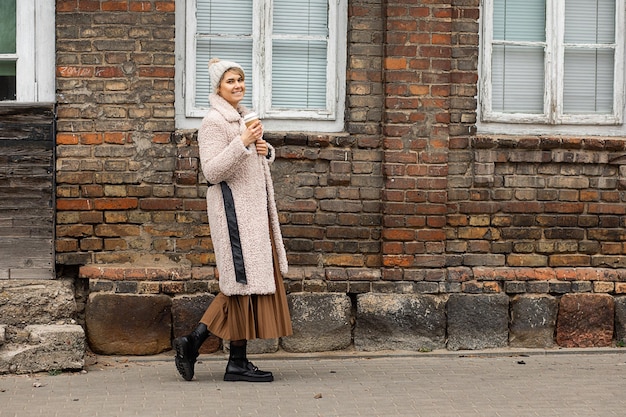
[218,69,245,107]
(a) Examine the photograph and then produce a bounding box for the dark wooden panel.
[0,104,55,279]
[0,237,53,267]
[0,104,55,141]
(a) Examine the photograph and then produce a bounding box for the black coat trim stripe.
[220,182,247,285]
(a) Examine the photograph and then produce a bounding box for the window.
[175,0,347,132]
[0,0,55,102]
[479,0,625,134]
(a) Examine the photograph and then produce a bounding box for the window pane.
[271,0,329,110]
[195,0,253,108]
[492,45,544,113]
[0,61,16,101]
[272,40,327,109]
[196,39,253,108]
[0,0,16,54]
[273,0,328,36]
[563,49,614,114]
[565,0,615,44]
[493,0,545,42]
[196,0,252,35]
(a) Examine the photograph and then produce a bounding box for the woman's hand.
[241,120,263,147]
[255,139,269,157]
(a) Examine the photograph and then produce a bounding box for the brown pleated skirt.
[200,238,293,341]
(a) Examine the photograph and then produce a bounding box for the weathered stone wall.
[53,0,626,356]
[0,280,84,374]
[55,0,184,267]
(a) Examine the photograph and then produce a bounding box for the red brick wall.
[55,0,191,269]
[56,0,626,299]
[382,1,452,282]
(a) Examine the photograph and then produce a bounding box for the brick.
[57,0,78,12]
[507,254,548,267]
[593,281,614,293]
[549,255,591,267]
[130,1,152,12]
[57,199,93,211]
[138,67,175,78]
[56,133,80,145]
[77,0,100,11]
[101,1,128,11]
[93,198,139,210]
[57,66,94,78]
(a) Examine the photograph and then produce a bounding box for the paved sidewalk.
[1,349,625,417]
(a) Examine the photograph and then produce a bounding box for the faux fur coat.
[198,93,288,296]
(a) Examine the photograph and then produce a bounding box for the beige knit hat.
[208,58,244,93]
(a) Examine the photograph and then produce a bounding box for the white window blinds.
[271,0,329,110]
[563,0,615,114]
[193,0,330,112]
[491,0,546,114]
[482,0,624,126]
[195,0,253,108]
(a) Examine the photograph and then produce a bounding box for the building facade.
[2,0,626,366]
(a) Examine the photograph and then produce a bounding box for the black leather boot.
[172,323,209,381]
[223,341,273,382]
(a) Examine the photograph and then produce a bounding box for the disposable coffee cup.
[243,112,259,127]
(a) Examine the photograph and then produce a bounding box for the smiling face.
[218,68,246,108]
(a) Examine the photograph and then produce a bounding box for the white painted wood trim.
[15,0,35,101]
[5,0,54,103]
[35,0,55,102]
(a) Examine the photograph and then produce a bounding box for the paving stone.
[0,324,84,374]
[281,293,352,353]
[85,293,172,355]
[3,352,626,416]
[447,293,509,350]
[509,294,558,348]
[556,293,614,348]
[0,279,76,326]
[354,293,446,351]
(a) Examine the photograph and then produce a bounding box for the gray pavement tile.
[0,351,625,417]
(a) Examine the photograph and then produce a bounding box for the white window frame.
[0,0,55,102]
[175,0,347,132]
[478,0,626,136]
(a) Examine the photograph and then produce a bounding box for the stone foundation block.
[281,293,351,353]
[172,294,220,353]
[0,324,84,374]
[615,296,626,344]
[354,293,446,351]
[447,293,509,351]
[556,294,614,348]
[509,295,558,348]
[0,280,76,325]
[86,293,171,355]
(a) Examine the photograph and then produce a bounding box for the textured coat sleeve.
[198,116,253,185]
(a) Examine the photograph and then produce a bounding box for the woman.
[173,58,292,382]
